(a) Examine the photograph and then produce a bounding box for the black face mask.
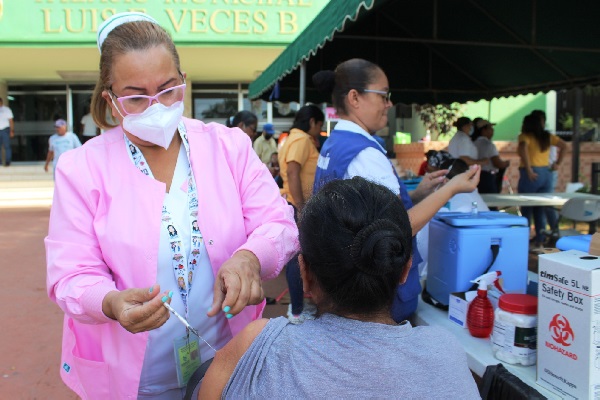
[264,133,274,140]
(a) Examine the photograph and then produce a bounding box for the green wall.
[462,93,546,141]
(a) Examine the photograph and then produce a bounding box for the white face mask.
[122,101,184,149]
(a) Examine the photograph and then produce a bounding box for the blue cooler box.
[426,211,529,306]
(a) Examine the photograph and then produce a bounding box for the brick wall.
[394,141,600,193]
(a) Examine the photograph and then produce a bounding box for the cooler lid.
[434,211,528,227]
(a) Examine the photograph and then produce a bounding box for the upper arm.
[347,147,400,195]
[517,138,528,153]
[286,161,301,179]
[199,318,269,399]
[229,131,299,280]
[46,151,116,324]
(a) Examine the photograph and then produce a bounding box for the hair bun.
[350,219,405,276]
[312,70,336,94]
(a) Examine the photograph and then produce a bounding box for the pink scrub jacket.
[45,118,298,399]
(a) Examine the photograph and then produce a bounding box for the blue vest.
[314,129,422,322]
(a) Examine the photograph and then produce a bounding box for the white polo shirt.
[448,130,478,160]
[0,106,14,130]
[473,136,499,172]
[336,120,400,195]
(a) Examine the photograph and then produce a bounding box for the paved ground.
[0,204,289,399]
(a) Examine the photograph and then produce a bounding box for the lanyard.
[125,122,203,319]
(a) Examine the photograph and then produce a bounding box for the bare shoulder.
[198,318,269,399]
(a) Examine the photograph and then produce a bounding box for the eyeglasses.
[109,80,186,115]
[363,89,392,102]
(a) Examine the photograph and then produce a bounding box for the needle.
[163,302,217,352]
[435,163,453,191]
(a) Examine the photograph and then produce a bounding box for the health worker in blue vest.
[312,58,481,322]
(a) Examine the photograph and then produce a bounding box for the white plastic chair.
[559,197,600,237]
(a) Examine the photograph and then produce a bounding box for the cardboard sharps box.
[537,233,600,399]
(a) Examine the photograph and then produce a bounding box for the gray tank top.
[222,314,480,399]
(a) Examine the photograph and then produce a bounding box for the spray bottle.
[467,271,504,338]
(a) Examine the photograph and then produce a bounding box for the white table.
[413,298,560,399]
[480,192,599,208]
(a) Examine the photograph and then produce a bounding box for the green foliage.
[558,112,597,132]
[415,103,465,140]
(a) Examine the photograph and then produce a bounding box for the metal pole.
[590,162,599,234]
[66,85,73,132]
[237,83,243,111]
[592,162,600,195]
[571,87,582,183]
[299,61,306,106]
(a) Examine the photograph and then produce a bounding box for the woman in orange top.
[517,114,566,249]
[278,104,325,323]
[279,105,324,211]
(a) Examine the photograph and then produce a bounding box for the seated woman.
[199,177,480,399]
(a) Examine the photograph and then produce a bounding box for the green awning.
[249,0,600,105]
[248,0,377,100]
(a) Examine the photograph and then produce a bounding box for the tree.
[558,112,597,132]
[415,103,465,140]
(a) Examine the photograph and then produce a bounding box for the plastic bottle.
[467,271,503,338]
[491,294,537,366]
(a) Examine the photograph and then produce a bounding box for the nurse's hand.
[208,250,264,319]
[410,169,448,203]
[446,164,481,195]
[102,284,171,333]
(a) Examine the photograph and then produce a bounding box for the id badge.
[173,335,201,387]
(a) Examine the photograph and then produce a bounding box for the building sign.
[0,0,328,45]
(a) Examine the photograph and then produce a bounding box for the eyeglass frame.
[362,89,392,102]
[108,74,187,116]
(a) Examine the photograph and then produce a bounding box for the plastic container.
[467,289,495,338]
[491,293,537,366]
[466,271,501,338]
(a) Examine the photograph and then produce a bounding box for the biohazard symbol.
[549,314,575,346]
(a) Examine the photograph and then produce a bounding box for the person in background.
[80,105,100,143]
[279,104,324,324]
[0,97,15,167]
[472,119,510,194]
[418,149,452,176]
[448,116,489,167]
[267,151,282,188]
[311,58,480,322]
[517,113,566,251]
[253,123,278,164]
[529,109,561,241]
[280,105,325,213]
[45,12,297,399]
[230,110,258,141]
[418,150,435,176]
[199,177,480,399]
[44,119,82,178]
